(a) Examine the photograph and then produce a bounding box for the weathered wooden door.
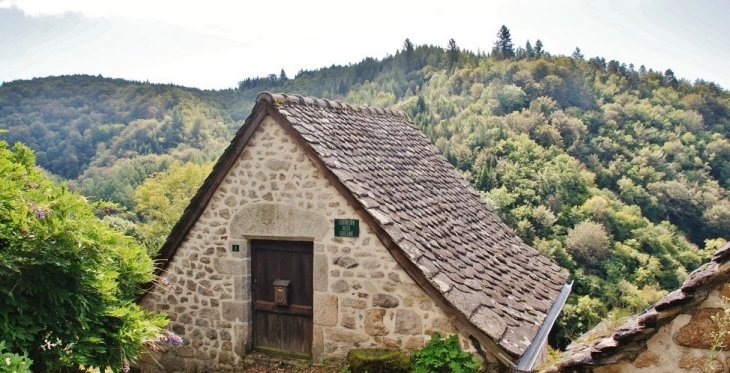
[251,240,313,358]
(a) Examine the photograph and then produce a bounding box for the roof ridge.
[256,91,408,118]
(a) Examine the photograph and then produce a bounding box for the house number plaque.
[334,219,359,237]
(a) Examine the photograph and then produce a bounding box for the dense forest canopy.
[2,26,730,348]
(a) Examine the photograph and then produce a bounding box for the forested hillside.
[2,29,730,348]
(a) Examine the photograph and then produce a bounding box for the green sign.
[334,219,360,237]
[231,244,240,252]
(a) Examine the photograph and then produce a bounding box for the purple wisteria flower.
[166,333,183,346]
[155,331,183,346]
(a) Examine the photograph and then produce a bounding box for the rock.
[720,284,730,300]
[264,159,290,171]
[334,257,359,269]
[679,353,722,373]
[198,307,220,319]
[218,351,235,365]
[347,349,410,373]
[364,309,388,336]
[675,308,729,348]
[314,294,338,326]
[194,349,212,360]
[171,323,185,336]
[430,317,457,334]
[341,314,356,329]
[388,272,401,282]
[395,309,422,335]
[177,347,195,358]
[372,294,399,308]
[341,298,367,309]
[633,350,659,368]
[331,280,349,293]
[314,254,329,292]
[161,353,186,371]
[382,337,399,348]
[328,329,369,343]
[312,326,324,362]
[213,258,245,275]
[221,301,247,322]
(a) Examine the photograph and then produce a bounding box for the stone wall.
[139,116,493,372]
[593,283,730,373]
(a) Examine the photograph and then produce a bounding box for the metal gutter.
[515,281,573,372]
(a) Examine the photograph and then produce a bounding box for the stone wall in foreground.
[138,116,494,372]
[592,283,730,373]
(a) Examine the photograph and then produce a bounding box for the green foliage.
[411,333,481,373]
[706,297,730,373]
[566,221,611,274]
[0,76,238,180]
[494,25,515,60]
[0,140,169,372]
[133,161,213,254]
[0,341,31,373]
[556,295,607,343]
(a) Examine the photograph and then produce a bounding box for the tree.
[525,40,534,60]
[572,47,584,60]
[416,95,427,113]
[535,39,544,58]
[566,221,611,274]
[664,68,677,85]
[556,295,607,345]
[279,69,288,81]
[494,25,515,59]
[403,38,415,73]
[0,141,170,372]
[134,161,213,253]
[447,38,460,67]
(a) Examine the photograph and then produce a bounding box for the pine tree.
[447,38,460,68]
[279,69,288,81]
[525,40,534,60]
[495,25,515,59]
[404,38,415,73]
[571,47,584,60]
[535,39,544,58]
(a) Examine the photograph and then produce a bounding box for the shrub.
[411,333,481,373]
[0,141,168,372]
[0,341,31,373]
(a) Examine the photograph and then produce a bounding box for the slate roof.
[152,92,568,362]
[544,242,730,372]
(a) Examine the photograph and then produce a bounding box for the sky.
[1,0,729,91]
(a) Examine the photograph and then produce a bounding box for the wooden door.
[251,240,313,358]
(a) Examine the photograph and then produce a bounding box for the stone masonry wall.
[139,116,493,372]
[593,283,730,373]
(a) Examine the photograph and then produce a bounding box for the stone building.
[138,92,570,372]
[544,242,730,373]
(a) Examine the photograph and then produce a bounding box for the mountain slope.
[2,41,730,346]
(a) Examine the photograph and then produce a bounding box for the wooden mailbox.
[273,279,290,306]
